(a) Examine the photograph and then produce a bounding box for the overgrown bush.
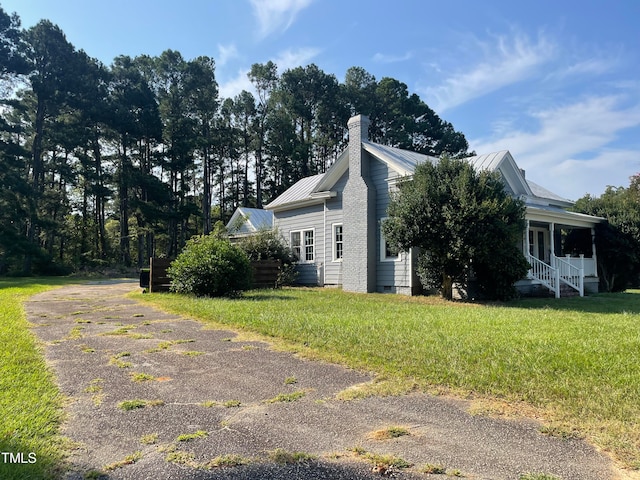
[237,230,297,286]
[168,235,251,297]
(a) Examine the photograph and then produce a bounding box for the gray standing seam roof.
[264,173,325,209]
[239,207,273,230]
[265,142,573,210]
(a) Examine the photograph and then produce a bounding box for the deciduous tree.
[383,156,528,300]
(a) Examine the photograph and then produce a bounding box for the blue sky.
[3,0,639,201]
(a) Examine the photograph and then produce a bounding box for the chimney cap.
[347,114,370,127]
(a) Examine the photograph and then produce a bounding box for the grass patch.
[223,400,241,408]
[419,463,446,474]
[348,446,411,469]
[199,400,218,408]
[135,287,640,468]
[140,433,158,445]
[129,372,156,382]
[103,451,142,470]
[67,326,84,339]
[267,448,316,465]
[0,277,77,480]
[284,376,298,385]
[182,350,205,356]
[206,454,252,468]
[102,325,136,336]
[165,450,196,466]
[84,379,103,394]
[118,399,164,411]
[108,352,132,368]
[265,390,305,403]
[369,426,410,440]
[176,430,208,442]
[128,332,153,339]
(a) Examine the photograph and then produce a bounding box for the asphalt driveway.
[24,280,623,479]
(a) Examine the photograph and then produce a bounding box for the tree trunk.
[119,136,131,266]
[442,273,454,301]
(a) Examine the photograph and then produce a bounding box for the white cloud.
[272,46,321,71]
[372,51,413,63]
[250,0,314,37]
[423,31,556,113]
[470,95,640,199]
[217,43,239,66]
[218,46,320,100]
[544,57,618,83]
[218,69,254,100]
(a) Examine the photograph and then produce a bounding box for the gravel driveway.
[24,281,622,480]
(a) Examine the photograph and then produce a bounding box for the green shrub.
[168,235,252,297]
[237,230,298,286]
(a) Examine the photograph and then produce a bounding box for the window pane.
[304,230,314,261]
[291,232,301,260]
[334,225,343,260]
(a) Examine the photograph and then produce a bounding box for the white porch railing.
[527,254,585,297]
[528,254,560,298]
[553,254,584,297]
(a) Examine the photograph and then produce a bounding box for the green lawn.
[0,278,69,480]
[135,287,640,469]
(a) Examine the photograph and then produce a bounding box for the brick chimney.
[342,115,377,293]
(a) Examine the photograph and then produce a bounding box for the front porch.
[521,209,601,297]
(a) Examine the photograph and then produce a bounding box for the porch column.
[591,228,598,277]
[550,223,555,267]
[525,220,530,257]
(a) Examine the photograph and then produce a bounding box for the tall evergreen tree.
[248,61,278,208]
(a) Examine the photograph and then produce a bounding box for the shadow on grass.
[504,290,640,314]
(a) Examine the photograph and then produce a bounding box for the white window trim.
[290,228,315,263]
[380,219,401,262]
[332,223,343,262]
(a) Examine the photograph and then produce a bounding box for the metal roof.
[265,141,577,211]
[240,207,273,230]
[362,141,438,175]
[264,173,325,210]
[465,150,509,172]
[226,207,273,234]
[526,180,572,205]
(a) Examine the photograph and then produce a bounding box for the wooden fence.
[149,258,172,292]
[140,258,281,292]
[251,259,282,289]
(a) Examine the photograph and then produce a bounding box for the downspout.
[323,200,327,286]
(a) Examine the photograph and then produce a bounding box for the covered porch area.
[519,206,603,297]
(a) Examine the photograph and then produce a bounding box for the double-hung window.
[291,229,314,262]
[333,224,343,261]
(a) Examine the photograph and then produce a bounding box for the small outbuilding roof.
[226,207,273,235]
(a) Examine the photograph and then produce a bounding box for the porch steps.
[559,283,581,298]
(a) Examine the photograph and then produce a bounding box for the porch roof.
[526,203,604,228]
